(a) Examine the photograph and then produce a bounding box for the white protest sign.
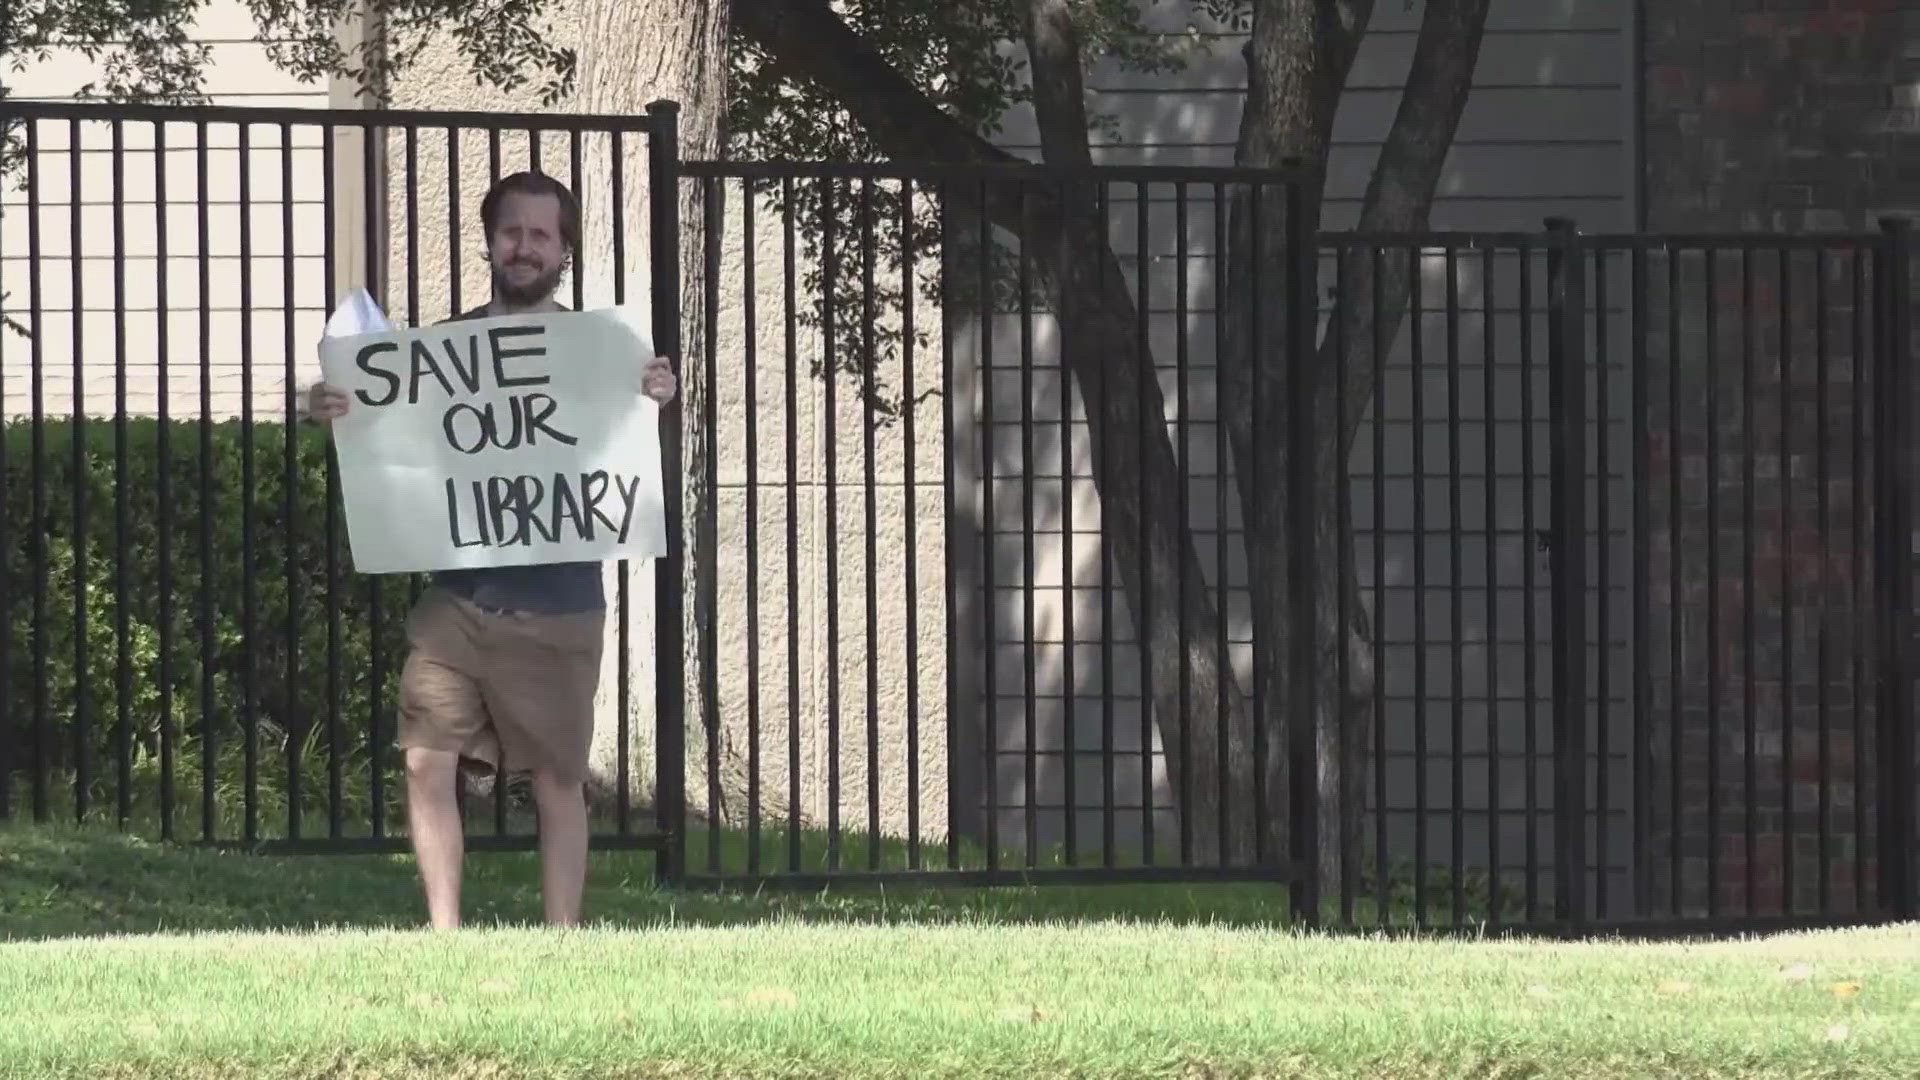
[319,304,668,574]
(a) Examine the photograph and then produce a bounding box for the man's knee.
[530,768,584,802]
[404,746,460,788]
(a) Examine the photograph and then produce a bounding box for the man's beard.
[491,261,564,307]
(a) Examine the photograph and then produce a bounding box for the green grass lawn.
[4,823,1919,1079]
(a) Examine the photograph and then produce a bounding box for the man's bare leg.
[404,746,465,930]
[531,768,589,926]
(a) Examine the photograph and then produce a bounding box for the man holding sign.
[309,171,677,929]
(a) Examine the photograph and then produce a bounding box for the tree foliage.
[0,0,576,105]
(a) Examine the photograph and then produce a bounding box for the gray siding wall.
[961,0,1636,899]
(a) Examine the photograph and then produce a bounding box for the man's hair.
[480,171,581,253]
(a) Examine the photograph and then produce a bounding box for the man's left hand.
[641,356,678,404]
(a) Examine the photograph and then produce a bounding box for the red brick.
[1706,82,1771,111]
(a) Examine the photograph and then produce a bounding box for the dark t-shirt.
[427,304,605,614]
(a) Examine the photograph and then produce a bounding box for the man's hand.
[641,356,678,404]
[308,381,350,422]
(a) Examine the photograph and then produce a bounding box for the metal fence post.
[1875,216,1915,919]
[1545,216,1590,926]
[646,99,688,887]
[1283,164,1320,924]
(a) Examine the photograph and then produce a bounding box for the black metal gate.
[2,97,1914,933]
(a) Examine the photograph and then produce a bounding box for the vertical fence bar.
[1214,182,1231,865]
[1175,184,1192,868]
[822,175,844,871]
[401,126,422,617]
[1545,217,1589,926]
[1060,176,1080,869]
[1632,244,1652,918]
[1372,241,1389,924]
[1593,243,1612,920]
[644,100,686,885]
[1248,187,1266,872]
[700,174,722,875]
[448,128,462,317]
[1815,246,1832,914]
[24,119,48,825]
[1743,245,1758,914]
[902,177,923,871]
[403,126,419,327]
[69,119,91,824]
[196,119,217,841]
[860,177,882,872]
[1445,242,1465,925]
[238,122,260,843]
[1411,241,1429,925]
[1518,237,1540,920]
[1484,244,1504,927]
[1666,245,1684,915]
[321,125,343,841]
[1779,246,1797,915]
[281,123,301,840]
[940,179,961,872]
[112,119,132,826]
[742,177,762,875]
[1875,217,1916,919]
[608,129,628,838]
[361,121,385,840]
[1708,244,1728,920]
[1284,174,1319,920]
[154,119,177,841]
[1334,241,1352,918]
[1850,247,1869,911]
[1137,182,1156,867]
[980,177,1001,873]
[785,176,804,873]
[568,131,585,311]
[1019,182,1038,868]
[0,125,10,824]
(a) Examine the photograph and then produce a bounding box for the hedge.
[2,415,417,834]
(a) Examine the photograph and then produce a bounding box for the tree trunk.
[1025,0,1258,864]
[1227,0,1492,898]
[741,0,1262,863]
[576,0,732,816]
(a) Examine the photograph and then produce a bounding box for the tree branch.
[732,0,1023,168]
[1352,0,1488,233]
[1332,0,1491,436]
[1024,0,1095,168]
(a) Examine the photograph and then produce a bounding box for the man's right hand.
[307,382,350,422]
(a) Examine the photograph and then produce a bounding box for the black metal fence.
[1,97,1914,932]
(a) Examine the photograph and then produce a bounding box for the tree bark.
[576,0,733,815]
[741,0,1491,875]
[1226,0,1492,896]
[741,0,1261,862]
[1024,0,1258,862]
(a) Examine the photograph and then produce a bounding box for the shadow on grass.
[0,821,1309,941]
[2,816,1522,941]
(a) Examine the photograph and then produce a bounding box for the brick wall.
[1642,0,1919,916]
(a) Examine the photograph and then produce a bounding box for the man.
[308,170,677,929]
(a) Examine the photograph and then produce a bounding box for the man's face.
[488,190,568,306]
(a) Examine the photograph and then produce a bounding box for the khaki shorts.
[396,587,605,781]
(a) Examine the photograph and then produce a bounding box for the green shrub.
[2,415,417,837]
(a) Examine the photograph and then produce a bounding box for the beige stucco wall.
[1,1,340,423]
[0,1,963,857]
[379,13,956,852]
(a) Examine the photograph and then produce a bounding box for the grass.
[5,824,1920,1078]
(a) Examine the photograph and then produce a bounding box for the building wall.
[1641,0,1920,916]
[0,0,350,423]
